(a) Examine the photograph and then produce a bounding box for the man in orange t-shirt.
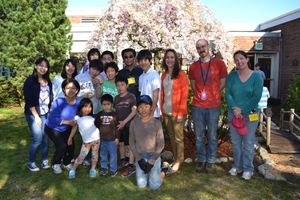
[189,39,227,173]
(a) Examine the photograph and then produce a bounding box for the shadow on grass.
[0,107,299,200]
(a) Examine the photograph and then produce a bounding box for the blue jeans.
[228,112,258,172]
[25,114,48,163]
[136,153,161,190]
[192,106,220,163]
[100,141,117,172]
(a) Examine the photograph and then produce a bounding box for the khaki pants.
[163,114,185,163]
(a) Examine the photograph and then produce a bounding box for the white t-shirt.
[39,84,50,115]
[139,68,161,118]
[75,71,104,114]
[75,115,100,143]
[52,75,65,100]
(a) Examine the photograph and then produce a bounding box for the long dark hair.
[77,98,93,117]
[32,57,50,82]
[87,48,101,62]
[162,49,180,79]
[61,59,78,79]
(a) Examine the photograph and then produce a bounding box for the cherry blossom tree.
[86,0,236,69]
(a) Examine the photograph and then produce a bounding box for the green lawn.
[0,107,299,200]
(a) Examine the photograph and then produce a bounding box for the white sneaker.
[228,168,242,176]
[62,164,73,171]
[41,160,50,169]
[52,164,62,174]
[242,171,253,180]
[27,162,40,172]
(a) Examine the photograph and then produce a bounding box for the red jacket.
[160,70,189,117]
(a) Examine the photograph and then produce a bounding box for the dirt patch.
[164,131,232,160]
[268,153,300,183]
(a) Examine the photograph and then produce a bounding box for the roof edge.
[255,8,300,31]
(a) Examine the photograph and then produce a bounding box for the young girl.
[67,98,100,178]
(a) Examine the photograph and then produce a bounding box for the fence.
[280,108,300,140]
[259,108,272,145]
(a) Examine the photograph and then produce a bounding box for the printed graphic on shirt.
[100,115,114,125]
[80,81,93,91]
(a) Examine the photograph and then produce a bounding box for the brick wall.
[266,19,300,98]
[68,16,82,24]
[233,36,279,52]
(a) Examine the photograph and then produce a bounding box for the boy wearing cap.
[129,95,165,190]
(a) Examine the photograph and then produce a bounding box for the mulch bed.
[164,131,233,160]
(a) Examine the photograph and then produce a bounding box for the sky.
[68,0,300,30]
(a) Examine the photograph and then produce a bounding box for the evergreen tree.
[0,0,72,106]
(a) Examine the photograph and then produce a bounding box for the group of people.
[23,38,263,190]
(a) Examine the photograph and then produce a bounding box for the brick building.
[230,8,300,100]
[256,8,300,99]
[65,8,103,53]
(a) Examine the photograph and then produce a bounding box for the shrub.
[285,75,300,112]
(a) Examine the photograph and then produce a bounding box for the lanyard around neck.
[199,58,212,86]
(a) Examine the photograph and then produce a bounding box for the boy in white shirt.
[75,60,104,114]
[138,49,161,118]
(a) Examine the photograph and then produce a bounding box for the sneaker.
[110,170,118,177]
[122,164,135,177]
[68,169,76,179]
[100,168,108,176]
[52,164,62,174]
[228,168,242,176]
[62,164,73,171]
[41,160,50,169]
[206,163,214,173]
[161,162,172,176]
[242,171,253,180]
[27,162,40,172]
[195,162,206,173]
[89,168,97,178]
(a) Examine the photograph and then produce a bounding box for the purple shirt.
[46,97,80,132]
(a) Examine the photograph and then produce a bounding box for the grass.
[0,107,299,200]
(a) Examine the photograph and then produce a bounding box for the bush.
[285,75,300,112]
[185,88,230,146]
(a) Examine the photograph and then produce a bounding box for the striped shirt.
[258,87,270,109]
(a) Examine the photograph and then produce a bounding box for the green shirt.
[101,80,119,99]
[226,71,263,114]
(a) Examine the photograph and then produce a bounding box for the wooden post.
[267,116,271,146]
[259,108,263,133]
[290,108,295,133]
[280,108,284,129]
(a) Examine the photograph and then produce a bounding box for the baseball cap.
[137,95,152,106]
[231,116,248,136]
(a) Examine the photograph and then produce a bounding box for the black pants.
[45,125,74,165]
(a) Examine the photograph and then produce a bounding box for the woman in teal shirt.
[226,50,263,180]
